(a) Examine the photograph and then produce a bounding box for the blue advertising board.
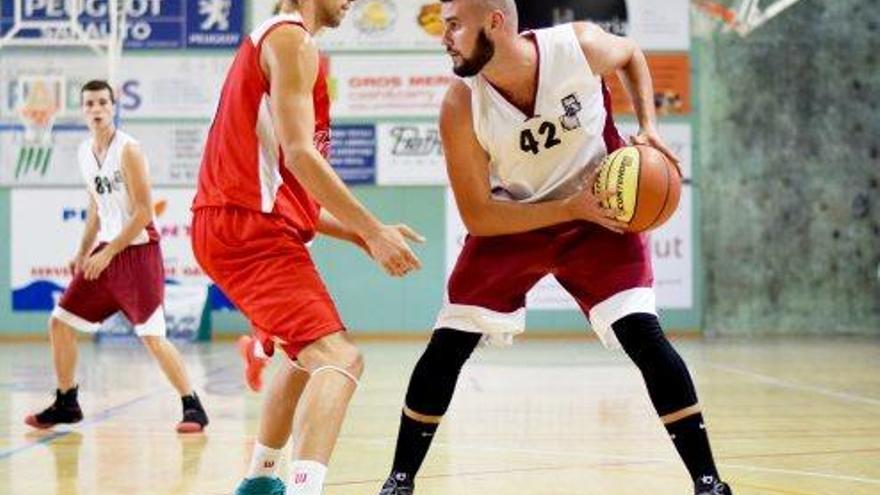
[330,124,376,185]
[0,0,244,49]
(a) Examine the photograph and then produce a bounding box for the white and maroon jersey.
[464,23,625,203]
[193,13,331,242]
[77,130,159,246]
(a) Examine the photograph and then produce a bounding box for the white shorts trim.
[51,306,101,333]
[434,303,526,345]
[589,287,657,349]
[133,306,167,337]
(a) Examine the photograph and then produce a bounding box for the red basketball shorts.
[52,242,166,337]
[191,207,344,359]
[435,221,655,348]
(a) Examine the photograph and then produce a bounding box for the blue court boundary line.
[0,363,234,461]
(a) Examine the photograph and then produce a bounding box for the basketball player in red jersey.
[377,1,732,495]
[191,0,424,494]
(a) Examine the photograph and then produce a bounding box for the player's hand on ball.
[630,126,682,177]
[364,224,424,277]
[82,250,114,280]
[566,167,627,234]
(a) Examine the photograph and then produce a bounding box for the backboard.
[692,0,805,37]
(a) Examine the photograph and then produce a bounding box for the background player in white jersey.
[24,80,209,434]
[377,1,732,495]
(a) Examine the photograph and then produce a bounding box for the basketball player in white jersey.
[378,2,732,495]
[24,80,209,434]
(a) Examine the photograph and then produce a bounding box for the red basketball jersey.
[193,13,331,242]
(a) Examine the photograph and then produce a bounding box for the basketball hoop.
[0,0,126,87]
[691,0,806,37]
[692,0,747,36]
[1,0,126,181]
[13,75,65,179]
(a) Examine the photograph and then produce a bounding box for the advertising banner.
[329,55,453,118]
[10,187,212,311]
[0,0,245,49]
[516,0,690,51]
[0,54,230,122]
[375,122,446,186]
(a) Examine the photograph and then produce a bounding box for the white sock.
[286,460,327,495]
[253,339,270,360]
[246,442,283,479]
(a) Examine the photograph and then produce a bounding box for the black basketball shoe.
[379,472,415,495]
[176,392,209,433]
[695,475,733,495]
[24,386,83,429]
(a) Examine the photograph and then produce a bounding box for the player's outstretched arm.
[317,210,425,255]
[574,22,679,166]
[82,143,154,280]
[442,81,625,236]
[262,26,422,277]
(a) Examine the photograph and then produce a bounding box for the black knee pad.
[404,328,482,416]
[612,313,698,416]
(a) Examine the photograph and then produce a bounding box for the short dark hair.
[80,80,115,103]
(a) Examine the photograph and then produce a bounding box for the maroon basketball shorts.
[51,242,166,337]
[436,221,655,348]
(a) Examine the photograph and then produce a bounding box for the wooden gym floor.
[0,337,878,494]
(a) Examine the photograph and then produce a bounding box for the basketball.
[593,145,682,233]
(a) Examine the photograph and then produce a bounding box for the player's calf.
[24,386,83,429]
[613,313,732,494]
[379,328,481,493]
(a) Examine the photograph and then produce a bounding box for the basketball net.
[14,76,65,179]
[692,0,746,37]
[692,0,806,37]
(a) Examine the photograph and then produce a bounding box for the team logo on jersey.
[353,0,397,36]
[559,93,583,131]
[314,129,332,159]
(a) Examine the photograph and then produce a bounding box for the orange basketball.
[593,145,682,233]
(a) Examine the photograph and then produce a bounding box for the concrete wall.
[695,0,880,334]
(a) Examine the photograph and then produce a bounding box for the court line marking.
[439,440,880,486]
[348,437,880,486]
[710,363,880,407]
[0,392,160,461]
[0,363,233,461]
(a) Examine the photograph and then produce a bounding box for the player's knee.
[139,335,164,354]
[612,313,698,416]
[342,347,365,379]
[404,328,481,416]
[311,341,364,380]
[425,328,481,367]
[48,317,74,337]
[613,313,666,359]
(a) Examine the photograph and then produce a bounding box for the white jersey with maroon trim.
[77,130,159,246]
[464,23,624,203]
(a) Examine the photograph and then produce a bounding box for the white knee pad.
[309,365,360,388]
